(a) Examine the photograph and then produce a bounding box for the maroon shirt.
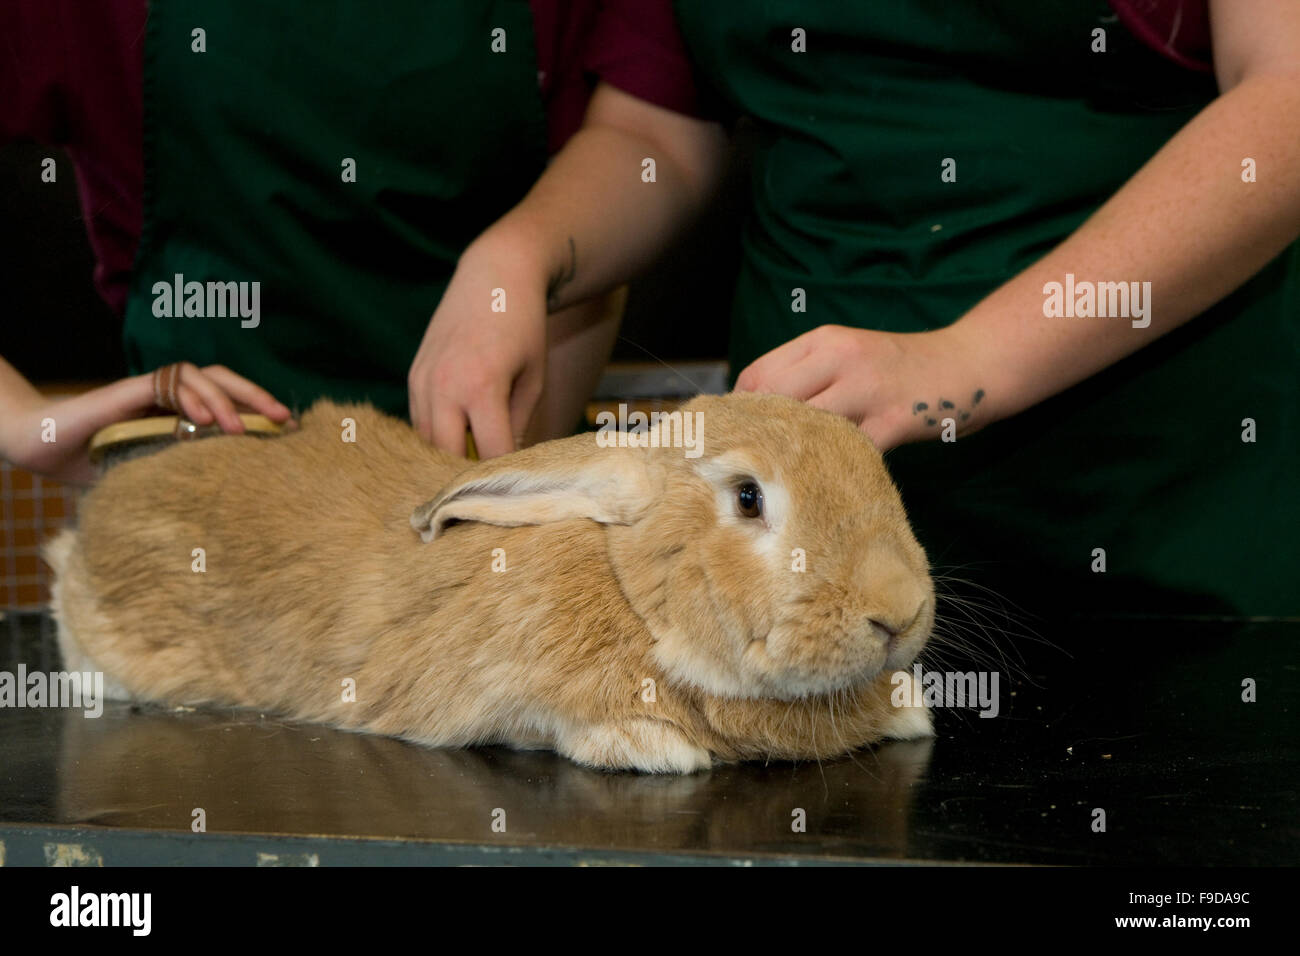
[0,0,700,316]
[1110,0,1213,72]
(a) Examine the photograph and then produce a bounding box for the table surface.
[0,610,1294,866]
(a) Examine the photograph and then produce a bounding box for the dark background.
[0,134,751,385]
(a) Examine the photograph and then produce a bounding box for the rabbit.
[45,391,936,773]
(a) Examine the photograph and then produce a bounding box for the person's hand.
[734,324,994,452]
[408,235,549,458]
[1,363,291,486]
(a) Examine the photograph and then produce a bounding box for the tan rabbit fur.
[46,392,936,773]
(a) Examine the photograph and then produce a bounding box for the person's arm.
[0,356,291,485]
[737,0,1300,452]
[408,82,727,457]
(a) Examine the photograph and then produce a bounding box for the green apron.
[124,0,547,416]
[677,0,1300,617]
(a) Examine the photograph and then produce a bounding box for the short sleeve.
[1108,0,1213,72]
[581,0,701,117]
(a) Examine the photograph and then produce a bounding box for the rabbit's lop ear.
[410,438,658,543]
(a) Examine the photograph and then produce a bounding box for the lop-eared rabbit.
[47,392,935,772]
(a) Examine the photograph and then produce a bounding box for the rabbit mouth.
[743,635,889,700]
[745,608,933,700]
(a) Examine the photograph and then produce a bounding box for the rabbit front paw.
[881,670,936,741]
[559,718,712,774]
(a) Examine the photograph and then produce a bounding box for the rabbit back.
[49,401,465,715]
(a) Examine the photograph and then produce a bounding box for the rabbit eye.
[736,481,764,519]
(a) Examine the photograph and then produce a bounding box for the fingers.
[175,383,216,426]
[738,325,816,392]
[410,354,533,459]
[736,346,839,401]
[467,397,516,460]
[405,262,548,457]
[505,362,544,452]
[428,399,469,458]
[805,382,900,453]
[175,363,243,433]
[409,383,428,442]
[412,372,526,460]
[200,365,292,421]
[147,363,292,434]
[408,361,440,445]
[50,364,287,452]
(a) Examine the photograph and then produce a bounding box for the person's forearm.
[462,83,726,313]
[946,70,1300,433]
[0,356,44,457]
[0,355,42,408]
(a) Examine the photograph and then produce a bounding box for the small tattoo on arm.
[911,389,986,434]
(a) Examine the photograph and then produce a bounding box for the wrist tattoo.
[546,236,577,311]
[912,389,984,429]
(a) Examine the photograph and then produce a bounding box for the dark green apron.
[124,0,547,416]
[678,0,1300,617]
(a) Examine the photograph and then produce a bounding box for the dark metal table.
[1,611,1294,866]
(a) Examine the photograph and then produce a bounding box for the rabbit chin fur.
[45,393,936,774]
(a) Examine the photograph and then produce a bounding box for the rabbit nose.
[868,618,901,644]
[866,601,926,647]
